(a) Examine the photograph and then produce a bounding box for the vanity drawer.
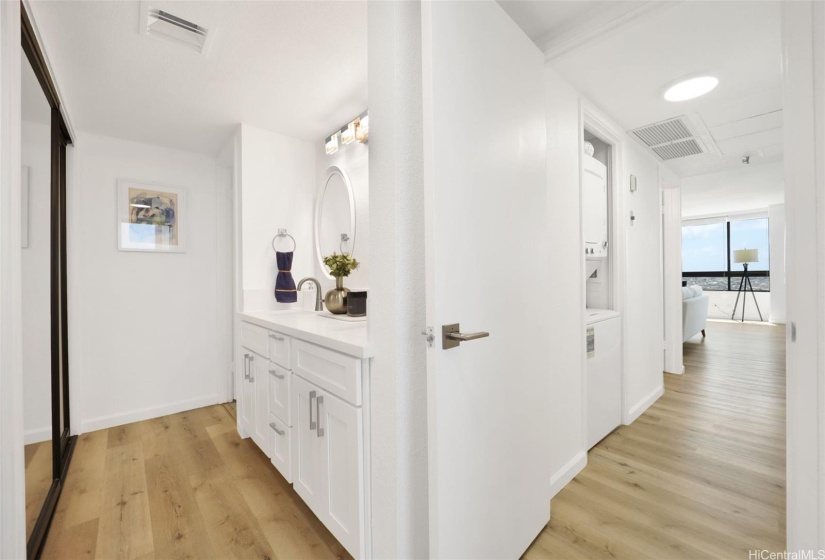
[292,340,362,406]
[268,330,291,369]
[240,321,269,357]
[268,363,291,425]
[269,414,292,483]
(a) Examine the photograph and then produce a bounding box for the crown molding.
[540,1,682,63]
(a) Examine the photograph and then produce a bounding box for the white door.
[291,374,324,512]
[239,350,255,438]
[422,2,552,558]
[318,389,363,559]
[251,353,269,451]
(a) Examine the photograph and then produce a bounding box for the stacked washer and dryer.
[582,137,622,450]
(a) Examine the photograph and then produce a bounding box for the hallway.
[525,320,786,559]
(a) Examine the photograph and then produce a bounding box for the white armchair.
[682,286,709,342]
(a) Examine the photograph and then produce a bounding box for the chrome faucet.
[297,277,324,311]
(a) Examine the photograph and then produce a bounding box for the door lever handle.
[448,331,490,342]
[442,323,490,349]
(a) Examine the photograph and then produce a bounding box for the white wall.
[239,124,316,311]
[368,1,428,556]
[661,180,684,375]
[681,161,784,219]
[73,131,229,432]
[769,203,786,323]
[0,3,27,555]
[21,121,51,443]
[543,71,666,496]
[544,67,586,496]
[314,138,369,293]
[623,141,665,421]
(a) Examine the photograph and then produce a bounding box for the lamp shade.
[733,248,759,264]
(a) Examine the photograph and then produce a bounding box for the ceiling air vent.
[628,115,718,162]
[139,2,214,55]
[652,138,704,160]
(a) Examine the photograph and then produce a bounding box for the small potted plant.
[322,252,360,314]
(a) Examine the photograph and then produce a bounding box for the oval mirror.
[315,166,356,278]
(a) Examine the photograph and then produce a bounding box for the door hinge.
[421,327,435,348]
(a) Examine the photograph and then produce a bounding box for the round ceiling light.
[663,76,719,102]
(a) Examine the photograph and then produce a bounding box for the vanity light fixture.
[325,111,368,155]
[356,114,369,143]
[341,120,357,145]
[663,76,718,102]
[325,133,339,155]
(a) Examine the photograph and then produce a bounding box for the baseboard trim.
[80,394,222,433]
[625,385,664,425]
[549,451,587,498]
[24,426,52,445]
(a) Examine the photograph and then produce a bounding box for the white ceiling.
[681,161,784,218]
[501,0,783,177]
[28,1,367,155]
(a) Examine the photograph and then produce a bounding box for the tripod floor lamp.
[731,248,763,322]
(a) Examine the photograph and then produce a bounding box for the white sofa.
[683,285,709,341]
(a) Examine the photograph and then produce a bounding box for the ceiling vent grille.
[140,2,214,55]
[628,116,718,162]
[652,138,704,160]
[632,118,692,147]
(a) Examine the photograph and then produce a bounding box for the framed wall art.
[117,179,186,253]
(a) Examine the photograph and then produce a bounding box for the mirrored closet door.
[22,5,76,559]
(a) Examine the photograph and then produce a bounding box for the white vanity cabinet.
[236,315,371,560]
[292,355,364,558]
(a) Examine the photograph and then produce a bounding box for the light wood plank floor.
[44,320,785,560]
[524,320,786,560]
[42,402,352,560]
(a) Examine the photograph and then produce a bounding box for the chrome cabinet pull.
[243,354,250,380]
[269,370,285,379]
[316,396,324,438]
[269,333,285,341]
[309,390,317,430]
[269,422,285,436]
[248,354,254,381]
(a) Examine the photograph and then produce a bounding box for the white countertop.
[585,308,620,325]
[238,310,373,359]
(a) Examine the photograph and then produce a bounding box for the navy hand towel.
[275,251,297,303]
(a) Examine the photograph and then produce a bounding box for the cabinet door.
[319,389,364,559]
[239,350,255,438]
[291,374,325,511]
[251,353,269,452]
[269,414,292,483]
[268,363,290,426]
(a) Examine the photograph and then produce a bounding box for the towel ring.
[272,232,296,253]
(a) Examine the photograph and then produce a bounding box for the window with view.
[681,217,770,291]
